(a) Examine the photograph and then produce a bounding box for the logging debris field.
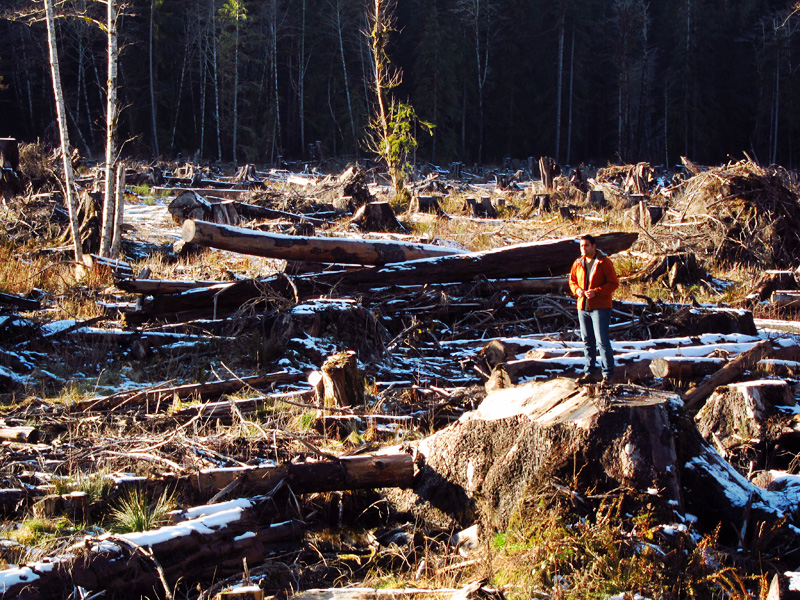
[1,152,800,599]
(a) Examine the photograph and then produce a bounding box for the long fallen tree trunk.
[154,451,416,502]
[304,231,638,290]
[182,219,464,265]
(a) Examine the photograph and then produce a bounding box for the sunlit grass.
[108,488,176,533]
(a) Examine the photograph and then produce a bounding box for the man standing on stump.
[569,234,619,385]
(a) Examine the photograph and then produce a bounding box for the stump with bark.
[390,378,796,548]
[695,379,799,473]
[321,350,365,408]
[351,202,406,232]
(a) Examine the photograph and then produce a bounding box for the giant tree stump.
[388,378,793,545]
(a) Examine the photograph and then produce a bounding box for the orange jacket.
[569,250,619,310]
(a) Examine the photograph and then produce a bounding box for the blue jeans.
[577,308,614,377]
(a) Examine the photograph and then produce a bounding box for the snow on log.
[695,379,799,472]
[682,339,774,412]
[182,219,463,265]
[0,498,303,599]
[388,378,798,544]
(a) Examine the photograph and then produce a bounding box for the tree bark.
[182,219,464,265]
[649,357,726,380]
[44,0,84,265]
[309,232,638,289]
[100,0,119,257]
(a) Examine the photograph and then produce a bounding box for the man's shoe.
[601,376,612,386]
[577,372,600,384]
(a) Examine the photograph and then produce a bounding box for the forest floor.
[0,154,799,599]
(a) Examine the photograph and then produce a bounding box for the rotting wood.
[0,291,40,310]
[682,339,774,413]
[465,197,497,219]
[182,219,463,265]
[409,196,448,217]
[321,350,364,408]
[695,379,797,472]
[771,290,800,308]
[748,271,798,301]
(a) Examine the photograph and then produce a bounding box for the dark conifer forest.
[1,0,799,169]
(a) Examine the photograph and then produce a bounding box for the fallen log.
[116,278,225,294]
[649,357,726,380]
[682,339,774,413]
[183,219,463,265]
[0,426,39,443]
[0,500,304,599]
[305,232,638,290]
[771,290,800,308]
[146,451,415,502]
[72,371,303,412]
[0,291,40,310]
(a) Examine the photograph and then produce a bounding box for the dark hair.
[579,234,597,245]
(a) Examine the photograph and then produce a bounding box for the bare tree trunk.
[299,0,306,157]
[213,7,223,162]
[233,17,240,166]
[100,0,119,257]
[149,0,160,157]
[169,38,190,155]
[271,0,281,164]
[44,0,84,265]
[555,15,564,162]
[333,0,357,151]
[566,27,575,166]
[110,161,125,258]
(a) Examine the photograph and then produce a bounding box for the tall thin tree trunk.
[170,41,190,154]
[772,24,780,165]
[110,161,125,258]
[334,0,356,152]
[566,27,575,166]
[44,0,83,264]
[233,18,240,166]
[100,0,119,257]
[299,0,306,158]
[150,0,159,157]
[555,16,564,162]
[271,0,281,164]
[213,7,223,162]
[199,11,209,159]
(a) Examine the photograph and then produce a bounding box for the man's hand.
[576,288,584,298]
[585,289,596,299]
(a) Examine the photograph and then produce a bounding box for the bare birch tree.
[99,0,119,257]
[43,0,84,265]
